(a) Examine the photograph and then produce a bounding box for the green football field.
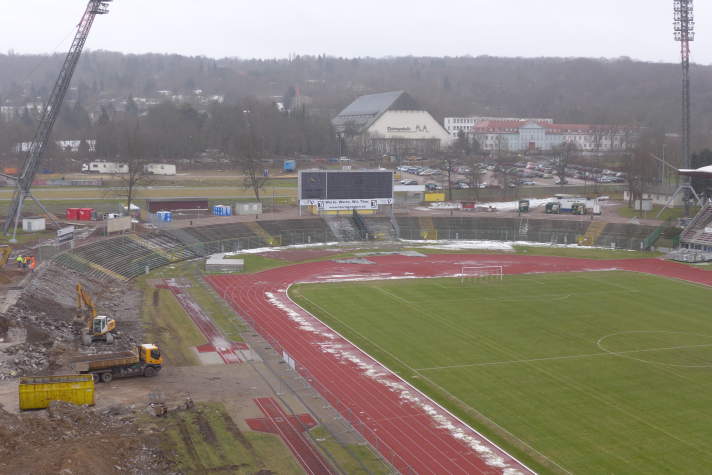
[290,271,712,474]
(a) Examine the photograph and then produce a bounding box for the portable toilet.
[518,200,530,213]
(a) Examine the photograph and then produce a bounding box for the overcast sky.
[2,0,710,63]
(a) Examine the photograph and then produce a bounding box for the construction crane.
[2,1,113,242]
[76,283,116,345]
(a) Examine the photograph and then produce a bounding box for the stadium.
[2,167,709,473]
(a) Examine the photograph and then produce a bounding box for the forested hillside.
[2,52,712,152]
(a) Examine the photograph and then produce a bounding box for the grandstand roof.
[332,91,421,134]
[678,165,712,177]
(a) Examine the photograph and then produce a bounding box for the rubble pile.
[0,343,50,380]
[0,262,145,380]
[0,401,172,474]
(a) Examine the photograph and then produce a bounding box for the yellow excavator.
[76,283,116,345]
[0,245,11,268]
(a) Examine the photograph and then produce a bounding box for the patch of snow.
[225,242,341,256]
[264,291,338,340]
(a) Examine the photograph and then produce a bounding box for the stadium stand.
[256,218,336,245]
[670,203,712,261]
[52,214,666,281]
[55,235,174,280]
[595,223,658,249]
[361,216,398,241]
[323,215,360,241]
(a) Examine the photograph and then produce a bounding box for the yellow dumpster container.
[19,374,95,410]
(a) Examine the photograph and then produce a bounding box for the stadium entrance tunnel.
[596,331,712,368]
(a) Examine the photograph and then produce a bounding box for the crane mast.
[3,0,113,240]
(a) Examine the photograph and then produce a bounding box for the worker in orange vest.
[28,256,36,271]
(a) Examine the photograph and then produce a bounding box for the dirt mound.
[0,401,171,475]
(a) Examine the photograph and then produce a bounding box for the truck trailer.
[144,163,177,175]
[69,344,163,383]
[81,161,128,174]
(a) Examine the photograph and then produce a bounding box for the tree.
[229,110,269,203]
[625,133,658,209]
[553,141,577,187]
[114,121,153,212]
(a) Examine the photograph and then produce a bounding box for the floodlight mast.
[674,0,694,172]
[658,0,701,218]
[2,1,113,241]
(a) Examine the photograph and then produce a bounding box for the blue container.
[213,205,231,216]
[284,160,296,172]
[164,211,172,222]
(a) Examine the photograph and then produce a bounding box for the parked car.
[454,182,470,189]
[400,179,418,185]
[424,183,441,191]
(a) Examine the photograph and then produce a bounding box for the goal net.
[460,265,503,284]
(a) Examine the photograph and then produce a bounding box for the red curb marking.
[247,397,333,474]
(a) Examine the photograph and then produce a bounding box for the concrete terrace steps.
[54,252,128,282]
[245,222,281,246]
[127,234,178,262]
[682,204,712,244]
[323,215,360,242]
[579,220,607,246]
[362,216,398,241]
[418,216,437,239]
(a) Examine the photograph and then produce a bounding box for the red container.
[78,208,94,221]
[66,208,80,220]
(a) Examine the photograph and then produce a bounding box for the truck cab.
[140,344,163,366]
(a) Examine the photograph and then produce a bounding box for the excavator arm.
[76,283,97,330]
[0,246,11,268]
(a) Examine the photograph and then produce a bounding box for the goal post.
[460,265,503,284]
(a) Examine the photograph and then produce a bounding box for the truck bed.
[69,350,138,371]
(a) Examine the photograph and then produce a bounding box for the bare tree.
[625,133,659,209]
[553,141,577,187]
[114,121,153,212]
[230,111,269,202]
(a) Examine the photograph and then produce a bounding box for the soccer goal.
[460,265,503,284]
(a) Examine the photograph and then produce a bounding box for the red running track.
[207,254,712,474]
[248,397,333,474]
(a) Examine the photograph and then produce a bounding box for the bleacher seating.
[595,223,658,249]
[362,216,398,240]
[680,204,712,249]
[257,218,336,245]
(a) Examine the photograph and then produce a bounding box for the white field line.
[416,343,712,371]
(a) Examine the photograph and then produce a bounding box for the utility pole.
[2,1,113,241]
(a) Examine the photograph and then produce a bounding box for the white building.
[333,91,452,156]
[444,116,553,138]
[470,119,637,153]
[15,139,96,153]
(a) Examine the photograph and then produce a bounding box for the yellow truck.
[19,374,94,410]
[69,344,163,384]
